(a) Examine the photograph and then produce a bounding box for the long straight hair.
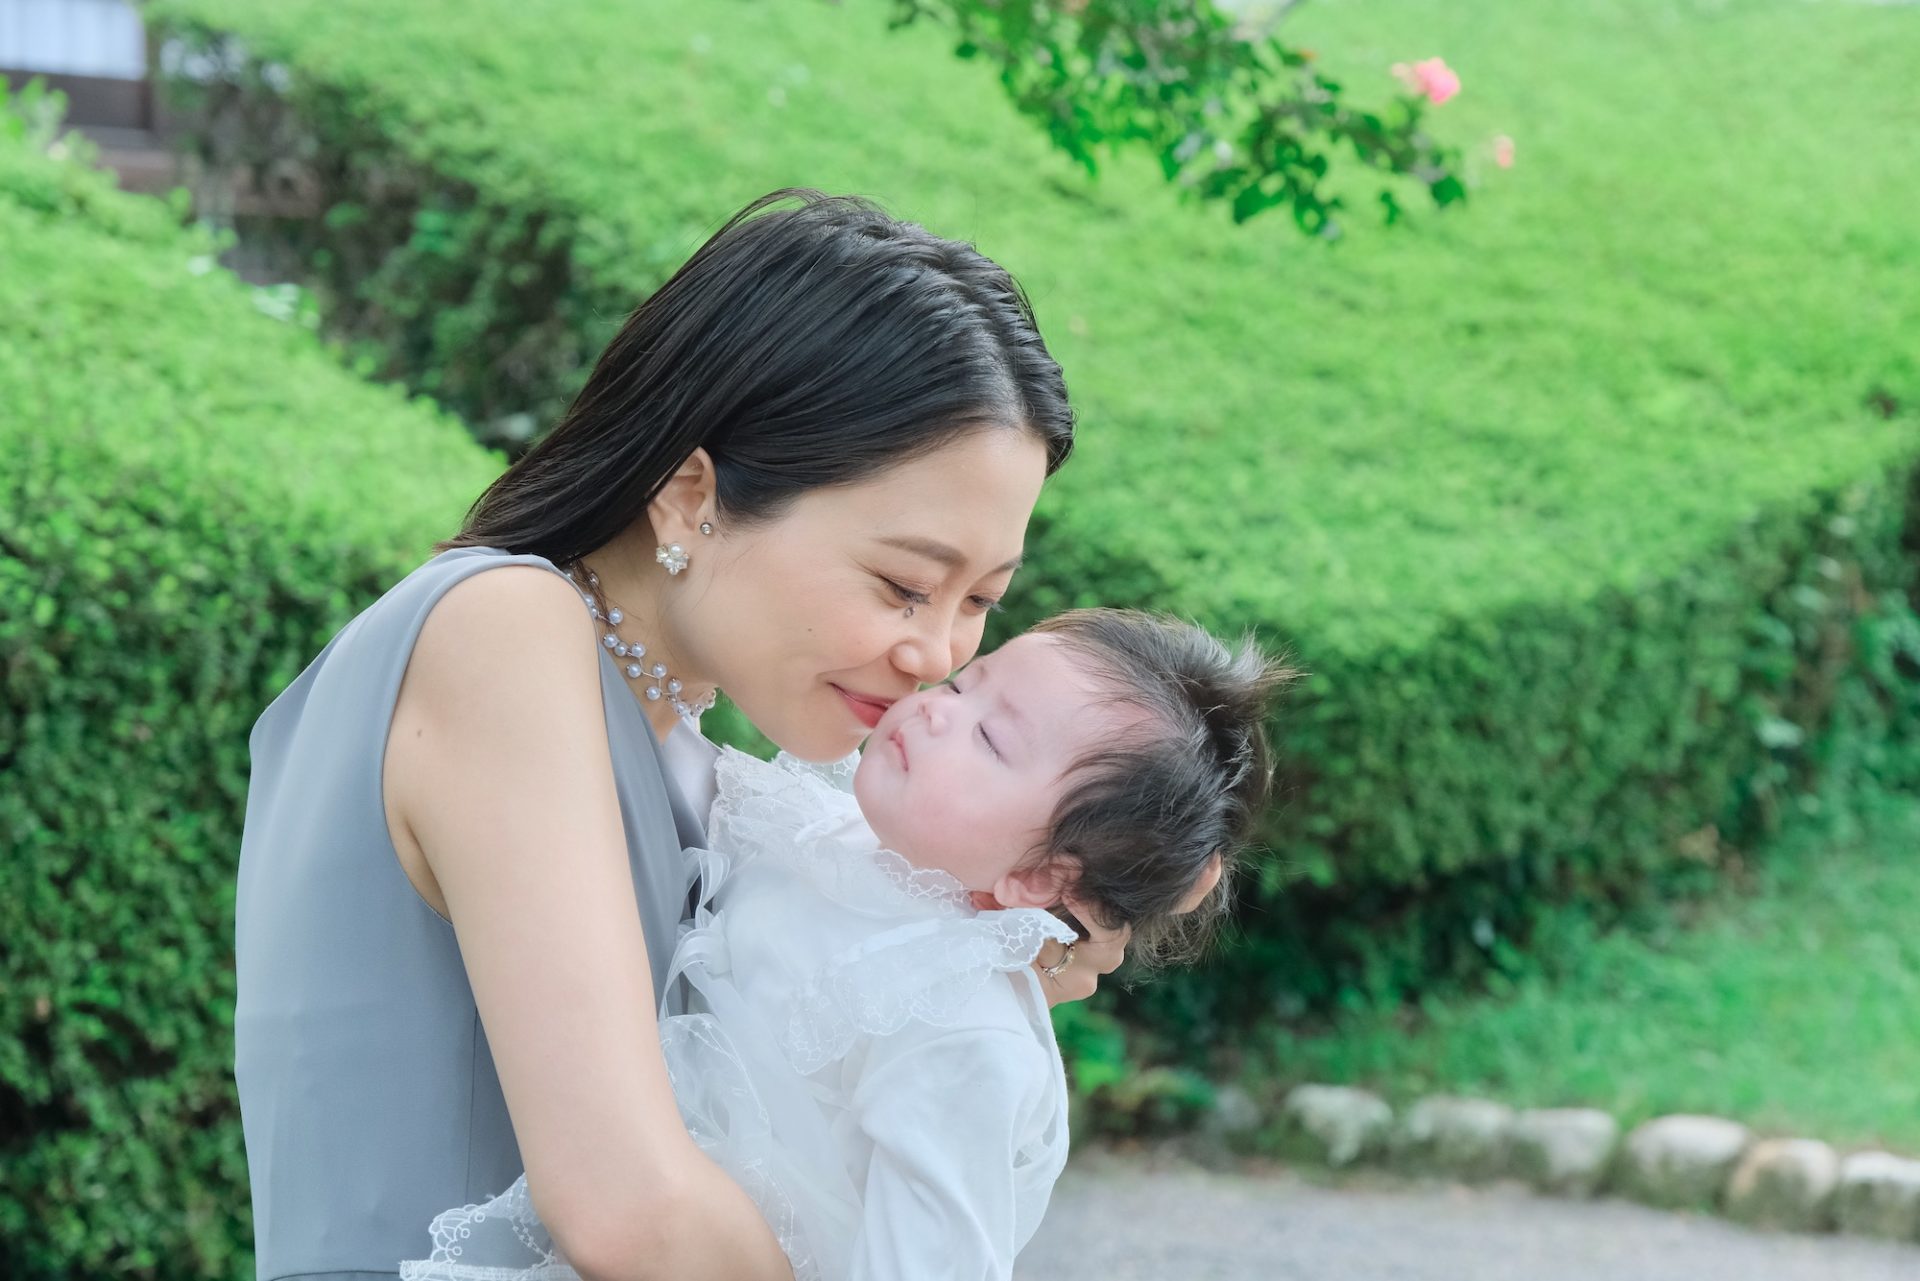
[442,189,1074,563]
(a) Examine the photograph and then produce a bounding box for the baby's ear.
[992,858,1073,910]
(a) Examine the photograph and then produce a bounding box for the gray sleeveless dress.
[235,546,703,1281]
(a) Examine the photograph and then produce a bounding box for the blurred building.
[0,0,152,130]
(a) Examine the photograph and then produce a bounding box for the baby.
[401,608,1289,1281]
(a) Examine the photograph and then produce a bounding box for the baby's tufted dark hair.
[1029,609,1297,968]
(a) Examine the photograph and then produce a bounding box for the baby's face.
[853,632,1142,895]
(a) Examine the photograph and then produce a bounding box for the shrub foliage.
[141,0,1920,1013]
[0,95,500,1280]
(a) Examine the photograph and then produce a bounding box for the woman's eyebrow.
[876,534,1023,575]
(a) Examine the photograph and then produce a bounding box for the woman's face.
[676,427,1050,762]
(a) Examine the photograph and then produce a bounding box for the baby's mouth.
[890,728,909,771]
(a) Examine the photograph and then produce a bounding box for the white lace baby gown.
[400,747,1077,1281]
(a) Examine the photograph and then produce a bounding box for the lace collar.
[707,746,978,920]
[695,747,1077,1074]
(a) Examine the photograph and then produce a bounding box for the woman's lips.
[832,684,892,730]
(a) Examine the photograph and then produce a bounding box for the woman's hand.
[1034,855,1223,1007]
[1036,896,1125,1007]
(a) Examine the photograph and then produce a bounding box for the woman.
[234,189,1133,1281]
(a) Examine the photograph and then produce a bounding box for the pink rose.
[1391,57,1461,106]
[1493,134,1516,169]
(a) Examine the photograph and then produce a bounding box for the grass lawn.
[1257,785,1920,1152]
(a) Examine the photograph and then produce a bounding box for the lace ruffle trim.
[688,748,1077,1076]
[397,1177,569,1281]
[780,908,1076,1075]
[704,747,975,919]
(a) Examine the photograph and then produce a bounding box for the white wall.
[0,0,147,79]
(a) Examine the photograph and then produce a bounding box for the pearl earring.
[699,521,714,536]
[656,543,690,575]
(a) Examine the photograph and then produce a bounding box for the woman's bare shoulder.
[384,563,610,912]
[408,563,600,707]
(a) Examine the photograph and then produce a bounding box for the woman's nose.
[893,615,958,688]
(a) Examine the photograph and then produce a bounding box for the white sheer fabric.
[659,715,720,821]
[399,747,1074,1281]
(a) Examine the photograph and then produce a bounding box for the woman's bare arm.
[386,566,791,1281]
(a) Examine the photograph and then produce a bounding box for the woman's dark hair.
[442,188,1073,561]
[1029,609,1298,969]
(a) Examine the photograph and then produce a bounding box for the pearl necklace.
[564,562,717,722]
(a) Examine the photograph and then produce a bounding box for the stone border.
[1232,1084,1920,1244]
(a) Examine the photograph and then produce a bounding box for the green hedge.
[141,0,1920,1022]
[0,96,501,1280]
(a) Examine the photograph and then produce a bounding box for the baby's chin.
[849,767,960,881]
[851,743,884,794]
[849,751,897,844]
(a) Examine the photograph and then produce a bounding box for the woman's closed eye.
[881,575,1005,614]
[883,578,932,607]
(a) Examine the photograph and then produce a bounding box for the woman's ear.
[992,858,1074,910]
[646,446,720,544]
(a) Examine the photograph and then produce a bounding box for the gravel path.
[1016,1150,1920,1281]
